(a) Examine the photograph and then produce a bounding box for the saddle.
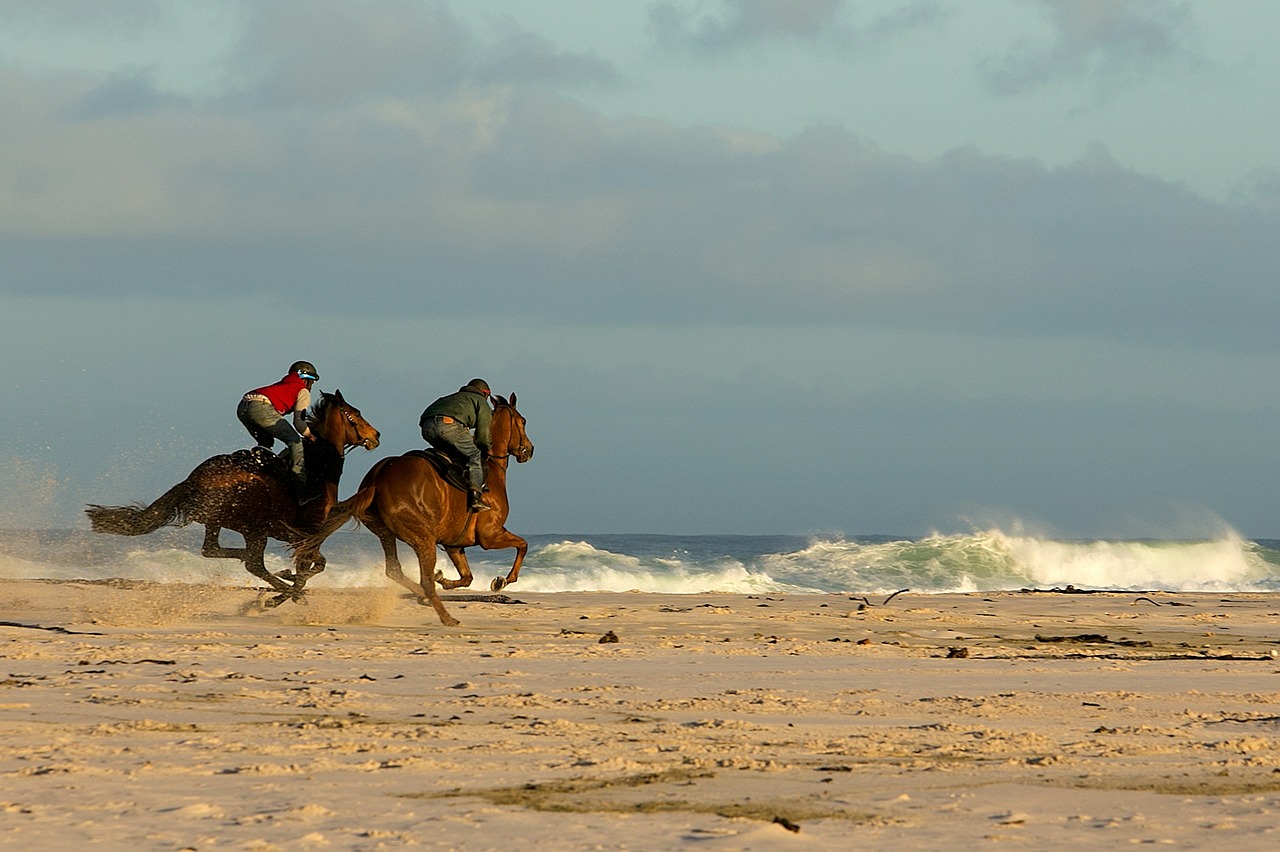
[228,447,320,515]
[405,448,472,492]
[229,446,291,478]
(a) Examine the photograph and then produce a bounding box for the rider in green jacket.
[419,379,493,512]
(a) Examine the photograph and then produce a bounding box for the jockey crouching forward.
[419,378,493,512]
[237,360,319,504]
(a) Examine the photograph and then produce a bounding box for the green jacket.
[419,388,493,449]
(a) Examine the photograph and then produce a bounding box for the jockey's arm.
[292,389,313,438]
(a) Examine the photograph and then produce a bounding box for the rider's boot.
[468,489,490,512]
[292,474,320,506]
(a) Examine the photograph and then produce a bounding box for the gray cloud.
[1,1,1274,357]
[649,0,847,52]
[647,0,949,55]
[862,0,953,41]
[224,0,621,109]
[980,0,1200,96]
[1231,168,1280,213]
[2,63,1276,354]
[226,0,475,107]
[64,68,192,120]
[475,26,623,88]
[0,0,165,31]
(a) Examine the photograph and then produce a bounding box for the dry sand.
[3,579,1280,849]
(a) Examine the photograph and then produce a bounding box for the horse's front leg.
[436,546,474,590]
[289,548,327,591]
[480,529,528,591]
[238,533,297,597]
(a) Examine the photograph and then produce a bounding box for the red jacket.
[250,373,309,415]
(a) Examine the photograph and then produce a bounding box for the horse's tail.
[85,480,196,536]
[298,483,379,553]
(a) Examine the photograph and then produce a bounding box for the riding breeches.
[421,418,485,491]
[237,398,305,479]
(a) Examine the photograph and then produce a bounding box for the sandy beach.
[3,580,1280,849]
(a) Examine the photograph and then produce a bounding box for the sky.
[2,0,1279,539]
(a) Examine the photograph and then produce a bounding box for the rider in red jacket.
[236,361,319,502]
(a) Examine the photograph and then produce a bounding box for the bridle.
[335,405,374,455]
[486,406,531,464]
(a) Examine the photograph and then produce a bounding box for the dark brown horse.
[86,390,380,601]
[302,393,533,625]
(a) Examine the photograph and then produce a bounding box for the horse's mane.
[304,391,336,429]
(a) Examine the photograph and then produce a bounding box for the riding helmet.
[290,360,320,381]
[462,378,491,395]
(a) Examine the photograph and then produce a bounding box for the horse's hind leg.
[409,541,459,626]
[437,546,474,590]
[366,518,433,602]
[378,533,422,598]
[201,525,247,561]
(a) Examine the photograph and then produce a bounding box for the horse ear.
[508,392,517,406]
[334,389,345,402]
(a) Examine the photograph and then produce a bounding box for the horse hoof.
[490,576,507,592]
[434,570,445,583]
[264,588,307,607]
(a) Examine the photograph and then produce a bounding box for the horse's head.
[492,392,533,464]
[314,389,381,452]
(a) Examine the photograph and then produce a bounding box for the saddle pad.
[404,448,470,491]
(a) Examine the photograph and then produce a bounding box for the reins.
[485,403,529,465]
[314,400,370,457]
[340,407,363,455]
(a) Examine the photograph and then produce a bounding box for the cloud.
[223,0,620,109]
[649,0,847,52]
[862,0,953,41]
[1231,168,1280,213]
[647,0,948,55]
[980,0,1200,96]
[0,0,165,32]
[475,23,623,89]
[1,1,1275,355]
[225,0,475,107]
[3,64,1276,354]
[63,68,192,120]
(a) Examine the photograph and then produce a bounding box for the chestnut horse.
[302,393,533,625]
[85,390,380,601]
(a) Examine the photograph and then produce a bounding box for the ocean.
[2,527,1279,596]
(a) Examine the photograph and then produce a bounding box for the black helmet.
[290,360,319,381]
[461,378,490,395]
